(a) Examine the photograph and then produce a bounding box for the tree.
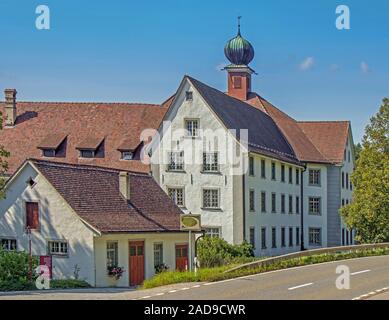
[341,98,389,243]
[0,113,10,199]
[354,142,362,161]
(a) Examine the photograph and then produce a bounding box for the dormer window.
[76,136,104,159]
[121,151,134,161]
[43,149,56,157]
[37,134,67,158]
[80,150,95,158]
[185,91,193,101]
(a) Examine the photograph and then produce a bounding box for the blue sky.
[1,0,388,142]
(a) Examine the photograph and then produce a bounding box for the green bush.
[197,237,254,268]
[50,279,91,289]
[0,248,38,283]
[0,279,36,292]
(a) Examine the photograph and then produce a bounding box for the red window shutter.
[26,202,39,229]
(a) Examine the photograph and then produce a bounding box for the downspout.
[300,167,306,251]
[242,174,246,242]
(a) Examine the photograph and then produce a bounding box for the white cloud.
[299,57,315,71]
[360,61,370,74]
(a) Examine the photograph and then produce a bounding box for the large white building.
[149,27,355,256]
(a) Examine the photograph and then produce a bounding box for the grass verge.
[142,247,389,289]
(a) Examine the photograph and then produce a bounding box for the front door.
[175,244,188,271]
[129,241,144,286]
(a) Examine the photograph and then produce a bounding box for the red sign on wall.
[39,256,52,279]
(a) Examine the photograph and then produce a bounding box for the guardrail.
[225,242,389,273]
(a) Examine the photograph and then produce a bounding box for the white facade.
[0,162,190,287]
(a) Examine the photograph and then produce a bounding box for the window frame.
[106,241,118,268]
[79,149,95,159]
[202,188,220,210]
[249,189,255,212]
[271,193,276,213]
[249,156,255,176]
[308,169,321,186]
[168,187,185,207]
[288,167,293,184]
[308,228,322,246]
[261,227,267,249]
[308,197,322,215]
[48,240,69,257]
[249,227,255,249]
[202,152,220,173]
[261,191,267,213]
[204,227,221,238]
[184,119,199,137]
[271,227,277,248]
[42,149,56,157]
[167,151,185,172]
[153,243,164,268]
[271,162,276,180]
[1,238,17,251]
[260,159,266,179]
[121,150,134,161]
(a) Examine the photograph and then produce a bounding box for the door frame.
[128,240,145,286]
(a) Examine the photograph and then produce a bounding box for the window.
[348,150,351,163]
[309,197,321,215]
[154,243,163,267]
[296,196,300,214]
[26,202,39,230]
[48,240,68,256]
[203,152,219,172]
[185,119,199,137]
[272,227,277,248]
[106,241,118,268]
[281,165,285,182]
[260,159,266,178]
[288,195,293,214]
[261,191,266,213]
[80,150,95,158]
[249,190,255,212]
[346,173,349,190]
[342,228,345,245]
[296,169,300,185]
[309,169,321,186]
[342,172,345,188]
[350,182,353,191]
[121,151,133,160]
[249,227,255,249]
[296,228,300,246]
[309,228,322,246]
[281,194,286,214]
[185,91,193,101]
[289,167,293,184]
[203,189,220,209]
[249,157,255,176]
[43,149,56,157]
[271,162,276,180]
[271,193,276,213]
[289,227,293,247]
[342,199,345,206]
[233,76,242,89]
[1,239,17,251]
[204,227,221,238]
[281,227,286,247]
[168,188,184,207]
[167,151,184,171]
[261,227,267,249]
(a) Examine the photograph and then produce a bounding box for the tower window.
[233,76,242,89]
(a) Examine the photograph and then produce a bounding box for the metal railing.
[225,242,389,273]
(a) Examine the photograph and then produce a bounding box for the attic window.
[80,150,95,158]
[185,91,193,101]
[27,178,36,188]
[43,149,56,157]
[121,151,134,161]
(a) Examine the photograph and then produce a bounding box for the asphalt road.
[1,255,388,300]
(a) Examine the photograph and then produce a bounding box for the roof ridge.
[1,101,160,106]
[29,158,150,176]
[298,120,350,124]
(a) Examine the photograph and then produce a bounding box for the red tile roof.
[37,133,67,150]
[30,159,183,233]
[297,121,350,164]
[246,93,348,164]
[0,101,168,174]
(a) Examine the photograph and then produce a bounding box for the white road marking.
[351,269,371,276]
[140,296,151,299]
[155,292,165,296]
[288,282,314,291]
[181,287,190,291]
[192,285,201,288]
[169,290,178,293]
[204,278,235,286]
[352,287,389,300]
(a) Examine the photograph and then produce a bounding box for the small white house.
[0,159,193,287]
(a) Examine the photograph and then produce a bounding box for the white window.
[167,151,184,171]
[203,189,220,209]
[185,119,199,137]
[1,239,17,251]
[309,197,321,215]
[48,240,68,256]
[309,228,322,246]
[154,243,163,267]
[249,190,255,212]
[106,241,118,268]
[204,227,221,238]
[309,169,321,186]
[203,152,219,172]
[121,151,133,160]
[168,188,184,207]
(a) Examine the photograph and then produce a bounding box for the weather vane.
[238,16,242,35]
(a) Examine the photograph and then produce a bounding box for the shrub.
[50,279,91,289]
[0,248,38,283]
[197,237,254,268]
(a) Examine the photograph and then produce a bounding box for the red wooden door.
[175,244,188,271]
[129,241,144,286]
[26,202,39,230]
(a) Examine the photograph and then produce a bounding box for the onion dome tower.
[224,17,256,101]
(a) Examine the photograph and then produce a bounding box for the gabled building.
[0,159,190,287]
[150,26,355,256]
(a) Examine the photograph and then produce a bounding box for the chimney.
[119,171,130,200]
[4,89,17,127]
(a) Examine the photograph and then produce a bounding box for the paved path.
[1,255,389,300]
